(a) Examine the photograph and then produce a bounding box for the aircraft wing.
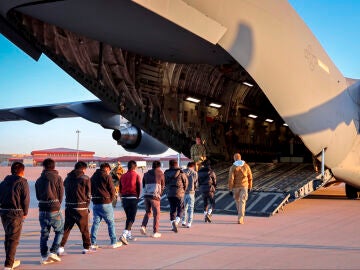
[0,100,169,155]
[0,100,121,130]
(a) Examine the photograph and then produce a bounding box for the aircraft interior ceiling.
[5,9,312,164]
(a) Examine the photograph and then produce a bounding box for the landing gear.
[345,183,359,199]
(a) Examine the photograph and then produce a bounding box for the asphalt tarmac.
[0,179,359,269]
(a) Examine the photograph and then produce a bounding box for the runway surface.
[0,179,359,269]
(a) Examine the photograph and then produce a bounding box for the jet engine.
[112,125,168,155]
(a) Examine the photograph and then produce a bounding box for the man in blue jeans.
[35,158,64,265]
[90,163,122,249]
[181,162,198,228]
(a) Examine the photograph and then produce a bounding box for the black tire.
[345,183,359,199]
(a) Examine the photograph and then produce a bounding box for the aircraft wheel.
[345,183,359,199]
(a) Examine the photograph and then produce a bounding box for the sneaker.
[238,217,244,224]
[187,223,192,228]
[40,257,53,265]
[90,244,99,250]
[140,226,147,235]
[57,246,65,256]
[82,248,95,254]
[171,220,178,233]
[152,232,162,238]
[127,235,137,241]
[111,242,122,248]
[48,252,61,262]
[119,235,128,245]
[205,213,212,223]
[6,260,21,269]
[181,222,187,227]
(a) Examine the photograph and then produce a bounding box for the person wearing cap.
[190,135,206,171]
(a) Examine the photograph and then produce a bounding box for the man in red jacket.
[119,160,141,244]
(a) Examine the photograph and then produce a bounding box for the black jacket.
[164,167,188,199]
[35,169,64,211]
[64,169,91,209]
[198,167,217,193]
[0,175,30,216]
[91,169,115,204]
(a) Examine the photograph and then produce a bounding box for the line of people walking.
[0,152,252,270]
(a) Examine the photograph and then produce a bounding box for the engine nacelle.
[112,125,168,155]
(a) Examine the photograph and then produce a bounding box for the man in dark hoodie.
[198,159,217,223]
[140,160,165,238]
[35,158,64,265]
[58,161,92,255]
[0,162,29,270]
[164,159,188,233]
[90,163,122,249]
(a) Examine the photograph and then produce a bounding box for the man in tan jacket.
[228,153,253,224]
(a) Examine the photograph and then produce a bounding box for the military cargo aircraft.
[0,1,359,198]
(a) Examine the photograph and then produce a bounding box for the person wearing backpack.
[198,160,216,223]
[164,159,188,233]
[228,153,253,224]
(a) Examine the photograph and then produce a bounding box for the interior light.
[283,123,288,126]
[242,82,253,87]
[265,119,273,123]
[209,102,222,108]
[248,114,258,119]
[185,96,200,103]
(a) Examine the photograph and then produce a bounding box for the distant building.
[30,148,96,167]
[4,148,189,169]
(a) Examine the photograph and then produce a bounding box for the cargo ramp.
[138,162,333,217]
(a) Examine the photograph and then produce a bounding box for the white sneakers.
[141,226,161,238]
[82,248,96,254]
[48,252,61,262]
[152,232,162,238]
[182,222,192,228]
[171,220,178,233]
[90,244,99,250]
[57,246,65,256]
[40,257,53,265]
[119,235,128,245]
[140,226,147,235]
[111,242,123,249]
[4,259,20,270]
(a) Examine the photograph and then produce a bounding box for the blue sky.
[0,1,359,157]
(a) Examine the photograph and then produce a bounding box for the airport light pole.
[76,130,80,162]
